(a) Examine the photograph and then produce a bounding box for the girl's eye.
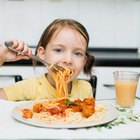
[54,48,62,53]
[75,52,83,57]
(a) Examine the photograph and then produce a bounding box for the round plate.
[11,101,118,128]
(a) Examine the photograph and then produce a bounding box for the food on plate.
[53,68,73,98]
[22,109,33,119]
[21,98,107,124]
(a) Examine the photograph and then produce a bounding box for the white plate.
[11,101,118,128]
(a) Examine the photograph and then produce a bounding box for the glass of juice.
[113,71,140,108]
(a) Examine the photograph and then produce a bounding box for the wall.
[0,0,140,48]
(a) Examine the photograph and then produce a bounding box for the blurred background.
[0,0,140,48]
[1,0,140,100]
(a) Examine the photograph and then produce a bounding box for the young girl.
[0,19,95,101]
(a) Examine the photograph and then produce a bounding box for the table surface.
[1,98,140,140]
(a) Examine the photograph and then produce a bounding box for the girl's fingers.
[21,44,32,56]
[27,47,32,56]
[13,41,24,52]
[4,39,32,60]
[10,40,32,56]
[12,39,19,49]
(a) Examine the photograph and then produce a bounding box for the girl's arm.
[0,88,8,100]
[0,39,32,100]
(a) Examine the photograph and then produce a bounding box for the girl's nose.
[63,53,72,66]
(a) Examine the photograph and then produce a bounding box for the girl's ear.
[37,46,46,60]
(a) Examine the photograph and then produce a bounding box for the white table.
[0,98,140,140]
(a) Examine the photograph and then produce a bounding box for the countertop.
[1,98,140,139]
[89,47,140,67]
[3,47,140,67]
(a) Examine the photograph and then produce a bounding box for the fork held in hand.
[5,41,64,73]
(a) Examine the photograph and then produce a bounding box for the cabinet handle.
[0,75,23,82]
[103,84,114,88]
[14,75,23,82]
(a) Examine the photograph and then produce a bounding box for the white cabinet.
[0,0,41,45]
[1,0,139,47]
[0,0,78,45]
[0,66,46,87]
[93,67,140,100]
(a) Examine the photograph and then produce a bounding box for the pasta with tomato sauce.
[21,98,107,124]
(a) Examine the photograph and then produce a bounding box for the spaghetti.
[21,98,107,124]
[33,104,106,124]
[53,68,73,98]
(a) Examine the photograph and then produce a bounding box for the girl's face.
[38,27,87,84]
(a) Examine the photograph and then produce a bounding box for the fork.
[5,41,64,73]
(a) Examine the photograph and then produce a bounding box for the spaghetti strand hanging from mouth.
[53,68,73,98]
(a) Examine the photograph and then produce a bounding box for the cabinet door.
[0,66,45,87]
[2,0,41,45]
[94,67,140,100]
[40,0,78,29]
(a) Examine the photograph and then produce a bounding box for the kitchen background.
[0,0,140,48]
[1,0,140,100]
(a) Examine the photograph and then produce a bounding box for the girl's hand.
[0,39,32,64]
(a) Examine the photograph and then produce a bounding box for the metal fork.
[5,41,64,73]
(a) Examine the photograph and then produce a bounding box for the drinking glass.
[113,71,140,108]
